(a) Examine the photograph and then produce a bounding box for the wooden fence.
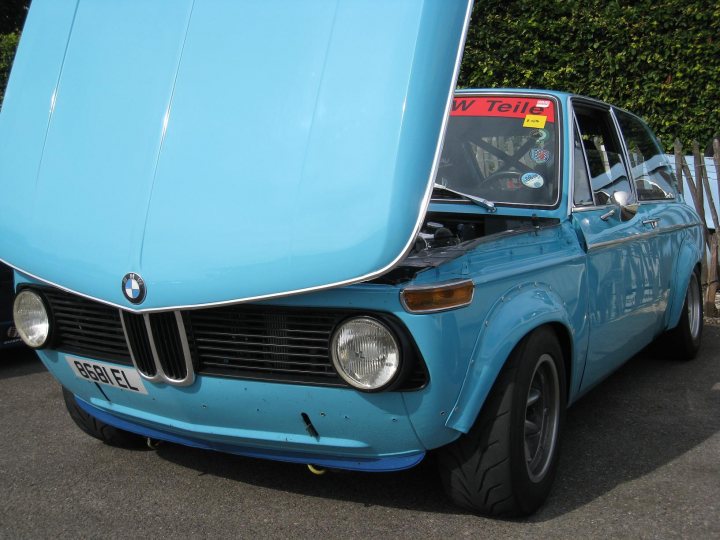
[673,138,720,317]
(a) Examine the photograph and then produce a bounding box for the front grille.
[187,305,428,390]
[149,312,188,381]
[34,286,429,390]
[121,312,156,376]
[187,307,340,384]
[42,288,132,365]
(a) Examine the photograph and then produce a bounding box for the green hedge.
[459,0,720,148]
[1,1,718,147]
[0,32,18,107]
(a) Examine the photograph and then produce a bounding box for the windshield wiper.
[432,184,496,213]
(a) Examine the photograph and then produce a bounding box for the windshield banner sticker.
[451,97,556,122]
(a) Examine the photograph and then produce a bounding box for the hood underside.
[0,0,472,311]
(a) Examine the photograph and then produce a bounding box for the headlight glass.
[331,317,400,390]
[13,290,50,348]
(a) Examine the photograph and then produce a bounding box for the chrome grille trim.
[120,310,195,386]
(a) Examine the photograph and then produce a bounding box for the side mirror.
[613,190,638,220]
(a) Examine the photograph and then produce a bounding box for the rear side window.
[615,110,676,201]
[574,105,632,206]
[572,126,593,206]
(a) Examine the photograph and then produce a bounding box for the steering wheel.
[482,170,525,190]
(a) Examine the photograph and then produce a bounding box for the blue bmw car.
[0,0,703,517]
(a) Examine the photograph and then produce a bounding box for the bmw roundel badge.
[122,273,146,304]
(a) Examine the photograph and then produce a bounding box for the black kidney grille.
[42,288,132,366]
[148,312,187,380]
[121,311,156,376]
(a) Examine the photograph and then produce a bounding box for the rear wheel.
[62,387,146,448]
[437,327,566,517]
[663,270,702,360]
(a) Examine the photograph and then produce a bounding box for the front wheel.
[437,327,566,517]
[62,387,146,448]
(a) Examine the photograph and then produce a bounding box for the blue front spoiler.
[74,395,425,473]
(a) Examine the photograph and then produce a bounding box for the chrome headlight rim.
[13,288,51,349]
[330,315,402,392]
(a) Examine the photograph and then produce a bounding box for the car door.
[613,109,682,331]
[570,102,663,389]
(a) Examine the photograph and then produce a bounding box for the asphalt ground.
[1,324,718,539]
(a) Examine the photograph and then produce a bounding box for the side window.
[574,106,632,205]
[573,126,593,206]
[615,110,676,201]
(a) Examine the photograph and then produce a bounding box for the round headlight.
[13,290,50,348]
[331,317,400,391]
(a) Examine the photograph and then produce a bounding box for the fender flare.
[666,240,702,330]
[445,281,579,434]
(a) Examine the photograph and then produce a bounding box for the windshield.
[435,95,560,207]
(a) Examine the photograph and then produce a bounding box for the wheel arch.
[445,283,579,434]
[666,240,703,331]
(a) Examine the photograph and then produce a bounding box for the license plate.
[66,356,148,394]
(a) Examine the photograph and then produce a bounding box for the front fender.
[666,239,702,330]
[446,282,583,433]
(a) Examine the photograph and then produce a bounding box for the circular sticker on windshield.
[530,147,551,163]
[521,172,544,188]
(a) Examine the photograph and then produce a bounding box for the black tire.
[663,270,703,360]
[437,327,566,517]
[62,387,146,448]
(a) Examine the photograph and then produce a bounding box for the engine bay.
[371,211,559,284]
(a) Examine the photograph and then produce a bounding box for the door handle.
[600,209,616,221]
[642,218,660,229]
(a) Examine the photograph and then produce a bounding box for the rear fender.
[445,282,579,433]
[666,241,702,330]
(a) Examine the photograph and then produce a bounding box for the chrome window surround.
[439,89,564,210]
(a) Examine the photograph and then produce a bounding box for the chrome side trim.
[587,223,696,251]
[571,204,615,213]
[0,1,476,315]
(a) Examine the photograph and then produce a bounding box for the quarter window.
[572,126,593,206]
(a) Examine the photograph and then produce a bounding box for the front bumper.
[24,270,485,470]
[73,395,424,471]
[40,348,432,471]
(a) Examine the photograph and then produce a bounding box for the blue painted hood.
[0,0,472,311]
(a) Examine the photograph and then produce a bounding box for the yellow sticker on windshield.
[523,114,547,129]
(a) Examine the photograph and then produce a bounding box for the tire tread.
[62,387,145,448]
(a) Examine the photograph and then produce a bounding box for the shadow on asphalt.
[0,347,45,380]
[149,324,720,520]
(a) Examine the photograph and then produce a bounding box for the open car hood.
[0,0,472,311]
